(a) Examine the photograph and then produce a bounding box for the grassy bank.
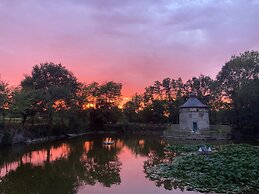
[145,144,259,193]
[163,124,232,140]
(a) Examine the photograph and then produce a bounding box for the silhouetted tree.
[21,63,80,127]
[89,81,123,128]
[123,93,143,122]
[216,51,259,129]
[236,79,259,134]
[10,88,37,125]
[0,80,9,123]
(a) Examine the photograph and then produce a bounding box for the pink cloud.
[0,0,259,96]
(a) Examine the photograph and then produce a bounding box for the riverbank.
[0,122,170,146]
[0,129,92,146]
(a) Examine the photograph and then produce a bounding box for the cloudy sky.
[0,0,259,96]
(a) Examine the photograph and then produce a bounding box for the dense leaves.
[123,75,217,124]
[217,51,259,100]
[0,81,9,122]
[236,79,259,130]
[145,144,259,193]
[216,51,259,130]
[20,63,80,127]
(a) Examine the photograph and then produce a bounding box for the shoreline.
[1,123,257,147]
[0,123,168,146]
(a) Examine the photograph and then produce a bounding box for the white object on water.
[103,141,114,145]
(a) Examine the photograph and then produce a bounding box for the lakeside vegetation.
[0,50,259,144]
[144,144,259,193]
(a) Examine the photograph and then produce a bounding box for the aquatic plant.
[145,144,259,193]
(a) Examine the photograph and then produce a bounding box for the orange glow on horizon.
[52,99,69,111]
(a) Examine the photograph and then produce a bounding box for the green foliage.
[95,81,122,109]
[10,88,36,125]
[184,75,215,107]
[216,51,259,132]
[20,62,80,126]
[76,82,99,110]
[1,50,259,138]
[123,50,259,137]
[236,79,259,130]
[125,76,215,124]
[0,81,8,106]
[0,80,9,122]
[145,144,259,193]
[165,144,203,154]
[87,81,123,129]
[90,106,122,129]
[217,51,259,100]
[123,93,143,122]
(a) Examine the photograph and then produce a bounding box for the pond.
[0,135,201,194]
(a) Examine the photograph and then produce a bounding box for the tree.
[89,81,123,128]
[77,82,99,110]
[95,81,122,109]
[0,80,9,122]
[184,75,214,107]
[123,93,143,122]
[236,79,259,132]
[217,51,259,100]
[216,51,259,129]
[21,63,80,127]
[10,88,37,125]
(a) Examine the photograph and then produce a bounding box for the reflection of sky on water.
[79,147,198,194]
[0,143,70,178]
[0,137,200,194]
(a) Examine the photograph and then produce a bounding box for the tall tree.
[77,82,99,110]
[236,79,259,131]
[184,75,214,106]
[21,63,80,126]
[123,93,143,122]
[95,81,122,109]
[217,51,259,101]
[216,51,259,129]
[90,81,123,127]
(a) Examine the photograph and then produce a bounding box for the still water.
[0,135,200,194]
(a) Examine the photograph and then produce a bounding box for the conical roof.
[180,94,208,108]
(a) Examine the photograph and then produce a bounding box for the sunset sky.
[0,0,259,96]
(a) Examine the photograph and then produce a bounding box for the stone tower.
[179,93,209,132]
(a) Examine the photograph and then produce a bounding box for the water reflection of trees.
[0,136,122,194]
[123,136,185,191]
[143,142,185,192]
[123,136,167,158]
[0,136,186,193]
[80,137,122,187]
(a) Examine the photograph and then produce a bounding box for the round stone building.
[179,94,209,132]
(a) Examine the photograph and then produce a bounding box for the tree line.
[0,63,123,134]
[124,51,259,136]
[0,51,258,136]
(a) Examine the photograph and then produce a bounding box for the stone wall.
[179,108,209,132]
